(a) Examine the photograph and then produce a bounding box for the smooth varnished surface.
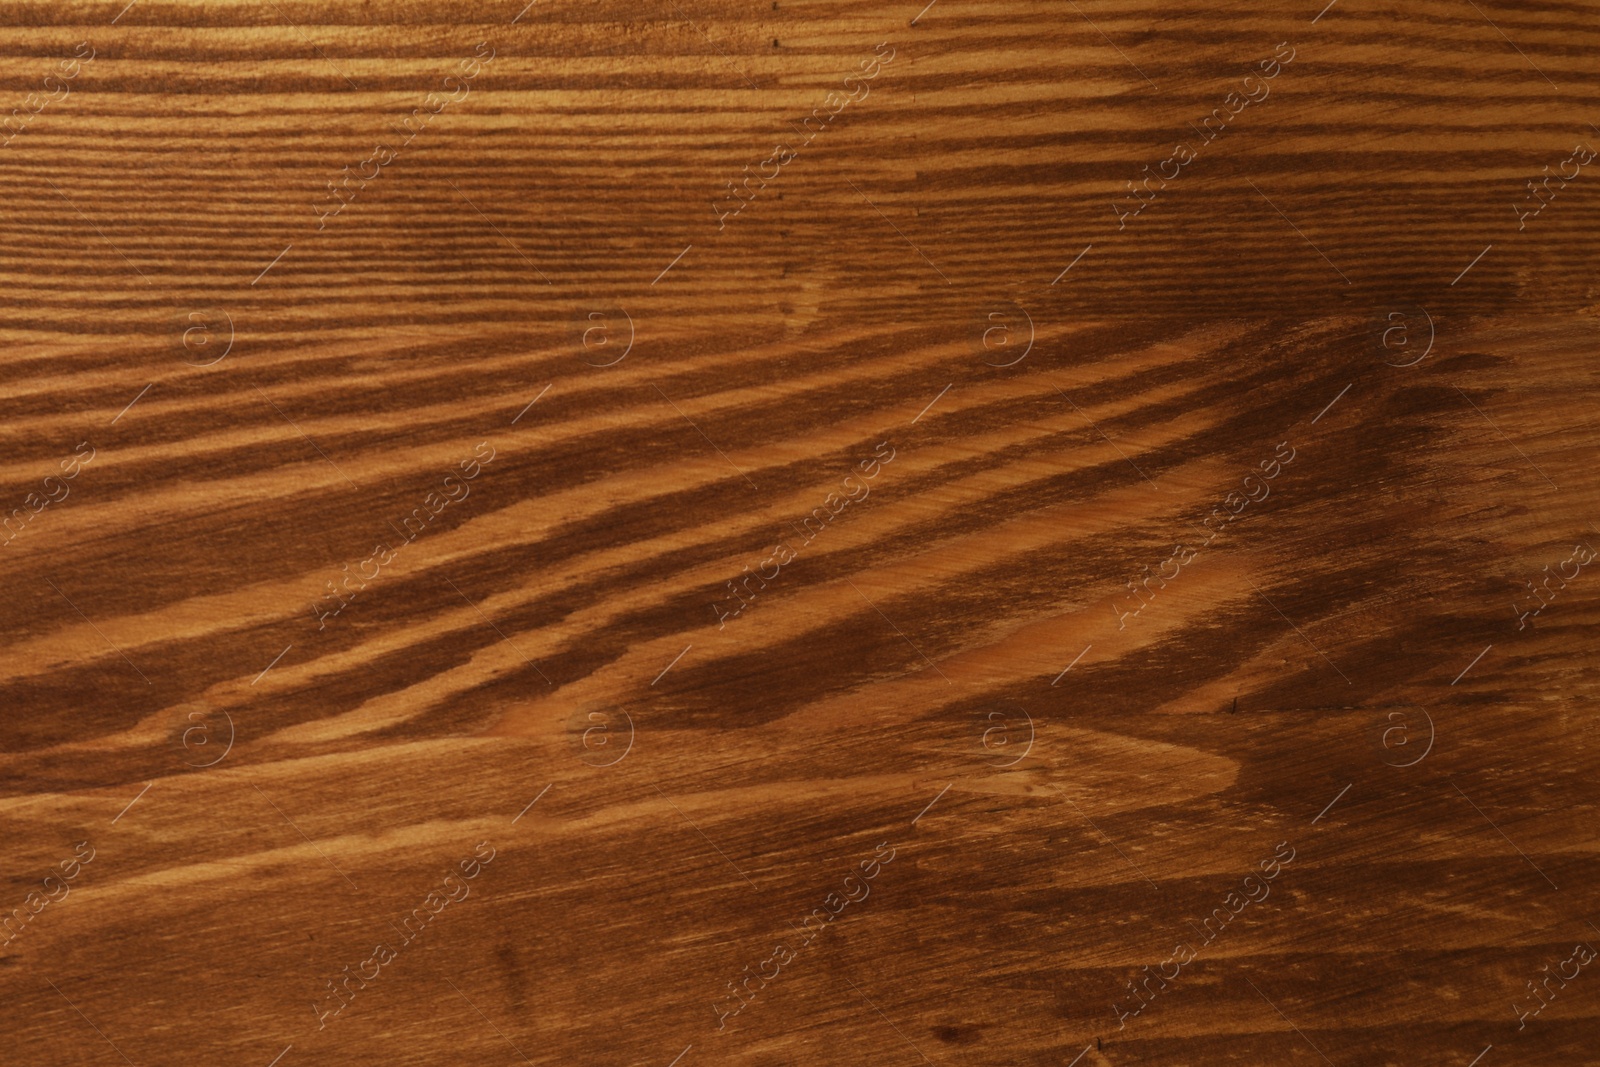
[3,1,1599,1065]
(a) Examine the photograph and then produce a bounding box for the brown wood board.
[2,1,1599,1065]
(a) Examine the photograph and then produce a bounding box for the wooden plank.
[1,1,1598,1064]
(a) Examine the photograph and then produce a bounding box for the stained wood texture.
[4,1,1600,1065]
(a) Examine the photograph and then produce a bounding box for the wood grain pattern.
[3,1,1599,1065]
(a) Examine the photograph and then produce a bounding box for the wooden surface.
[3,1,1600,1064]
